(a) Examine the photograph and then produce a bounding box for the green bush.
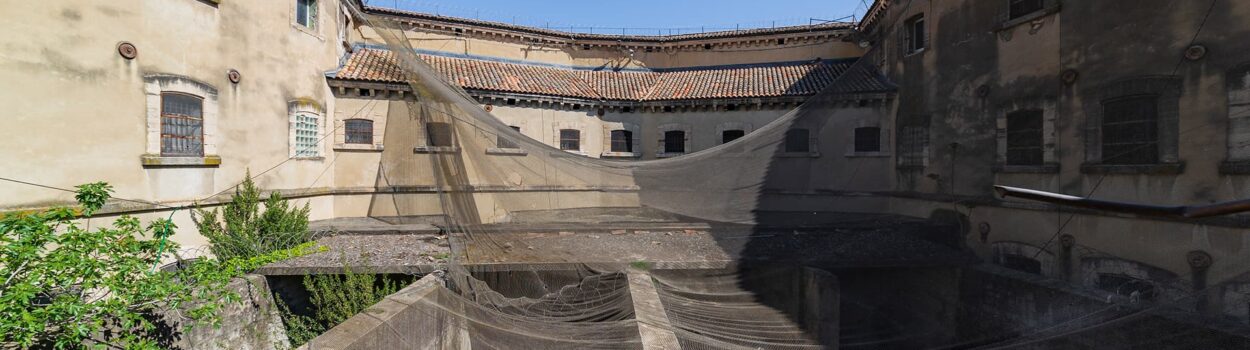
[0,182,317,349]
[279,268,409,347]
[193,172,311,262]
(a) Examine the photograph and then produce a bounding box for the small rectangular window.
[722,130,745,144]
[497,126,521,149]
[1009,0,1045,20]
[664,130,685,153]
[294,113,320,157]
[904,14,925,53]
[854,127,881,153]
[160,93,204,157]
[785,129,810,153]
[296,0,318,29]
[1005,110,1044,165]
[1102,96,1159,165]
[610,130,633,153]
[560,129,580,151]
[345,119,373,144]
[427,122,454,147]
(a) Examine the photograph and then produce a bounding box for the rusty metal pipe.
[993,185,1250,219]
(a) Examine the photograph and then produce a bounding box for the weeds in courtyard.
[277,266,413,347]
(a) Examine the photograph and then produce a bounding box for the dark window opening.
[622,107,633,113]
[904,14,925,53]
[344,119,373,144]
[559,129,580,151]
[777,38,786,45]
[726,104,738,111]
[854,127,881,153]
[610,130,633,153]
[358,89,371,97]
[663,106,674,113]
[703,44,713,50]
[160,92,204,157]
[426,122,453,147]
[999,255,1042,275]
[597,108,605,116]
[663,130,685,153]
[1009,0,1045,20]
[1006,109,1044,165]
[506,98,517,106]
[858,99,870,107]
[453,28,464,34]
[785,129,810,153]
[1097,273,1156,302]
[497,126,520,148]
[722,130,745,144]
[582,44,591,50]
[573,104,582,110]
[1102,95,1159,165]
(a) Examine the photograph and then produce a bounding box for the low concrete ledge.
[485,147,528,156]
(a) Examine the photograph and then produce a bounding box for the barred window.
[427,122,454,147]
[785,129,810,153]
[559,129,580,151]
[497,126,521,149]
[663,130,685,153]
[1102,95,1158,164]
[854,127,881,152]
[610,130,633,153]
[344,119,373,144]
[296,0,317,29]
[160,93,204,157]
[722,130,745,144]
[1009,0,1044,20]
[1006,110,1044,165]
[899,126,928,167]
[294,113,320,157]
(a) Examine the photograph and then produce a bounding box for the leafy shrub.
[279,268,410,347]
[0,182,318,349]
[193,172,311,262]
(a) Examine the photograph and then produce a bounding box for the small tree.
[194,173,311,261]
[0,182,315,349]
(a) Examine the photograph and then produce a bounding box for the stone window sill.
[845,151,890,158]
[292,156,325,161]
[141,155,221,167]
[1219,161,1250,175]
[778,152,821,158]
[1080,163,1184,175]
[486,148,528,156]
[601,151,640,158]
[994,163,1059,174]
[413,146,460,154]
[334,143,384,152]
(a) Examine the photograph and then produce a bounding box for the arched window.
[664,130,686,153]
[345,119,373,144]
[160,92,204,157]
[611,130,633,152]
[559,129,580,151]
[784,129,810,153]
[722,130,745,144]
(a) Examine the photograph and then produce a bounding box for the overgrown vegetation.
[278,269,412,347]
[193,173,311,261]
[0,182,317,349]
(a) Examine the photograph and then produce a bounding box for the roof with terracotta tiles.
[363,6,854,43]
[331,48,894,101]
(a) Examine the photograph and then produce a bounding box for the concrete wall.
[165,274,290,350]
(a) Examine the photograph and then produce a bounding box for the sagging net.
[313,1,1250,349]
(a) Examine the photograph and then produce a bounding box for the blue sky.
[364,0,869,35]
